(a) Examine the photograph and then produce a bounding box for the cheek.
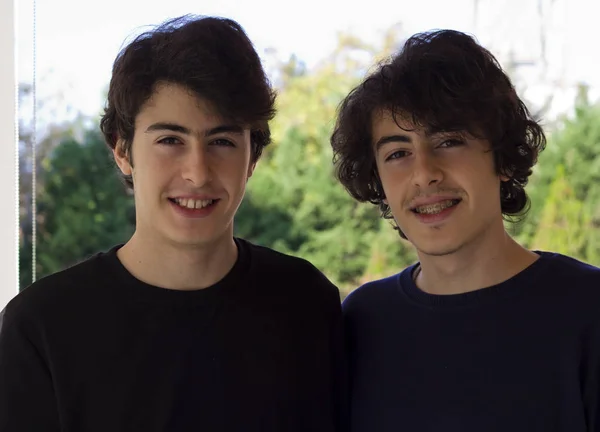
[133,154,174,190]
[225,154,253,181]
[378,167,408,203]
[458,164,502,205]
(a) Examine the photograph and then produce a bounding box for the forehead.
[136,82,229,128]
[371,109,421,139]
[371,108,482,144]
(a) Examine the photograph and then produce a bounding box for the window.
[0,0,19,308]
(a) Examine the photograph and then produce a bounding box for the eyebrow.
[144,122,245,137]
[374,134,413,151]
[374,128,460,151]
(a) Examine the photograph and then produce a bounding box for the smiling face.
[113,81,254,249]
[372,110,507,257]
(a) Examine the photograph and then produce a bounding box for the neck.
[414,223,539,295]
[117,230,238,291]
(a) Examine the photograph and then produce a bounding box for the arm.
[0,306,61,431]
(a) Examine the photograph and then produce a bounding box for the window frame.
[0,0,20,308]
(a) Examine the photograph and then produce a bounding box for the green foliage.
[363,219,418,283]
[20,130,134,290]
[18,30,600,296]
[530,165,590,256]
[235,45,418,293]
[523,86,600,263]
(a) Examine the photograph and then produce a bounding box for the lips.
[167,196,220,219]
[169,197,218,210]
[411,199,462,215]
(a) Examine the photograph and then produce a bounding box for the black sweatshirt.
[343,251,600,431]
[0,238,348,431]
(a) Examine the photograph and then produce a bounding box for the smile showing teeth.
[173,198,215,209]
[414,199,460,215]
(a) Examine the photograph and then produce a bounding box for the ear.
[113,139,132,176]
[500,174,510,182]
[246,161,256,181]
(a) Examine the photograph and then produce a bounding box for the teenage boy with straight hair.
[0,15,347,432]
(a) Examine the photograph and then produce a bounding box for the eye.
[210,138,236,147]
[385,150,410,162]
[438,139,464,148]
[157,136,182,146]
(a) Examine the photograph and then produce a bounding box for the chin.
[417,246,464,258]
[409,234,465,258]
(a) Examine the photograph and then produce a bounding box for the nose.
[182,146,212,186]
[411,150,443,188]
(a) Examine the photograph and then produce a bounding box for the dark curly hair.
[100,15,276,189]
[330,29,546,235]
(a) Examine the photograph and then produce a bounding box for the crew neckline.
[398,251,555,309]
[99,237,251,307]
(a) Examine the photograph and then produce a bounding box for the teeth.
[174,198,214,209]
[415,200,458,215]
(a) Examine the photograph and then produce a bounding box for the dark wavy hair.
[100,15,276,189]
[330,29,546,235]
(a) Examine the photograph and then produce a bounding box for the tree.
[362,219,418,285]
[18,77,97,289]
[20,129,135,290]
[530,164,590,257]
[235,26,416,293]
[524,86,600,265]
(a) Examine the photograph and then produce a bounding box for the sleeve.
[0,305,61,431]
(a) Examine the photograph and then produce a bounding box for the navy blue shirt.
[344,252,600,431]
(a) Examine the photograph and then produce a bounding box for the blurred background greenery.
[17,19,600,296]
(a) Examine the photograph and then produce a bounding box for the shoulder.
[2,248,116,326]
[538,251,600,289]
[342,266,413,316]
[530,251,600,321]
[238,237,341,301]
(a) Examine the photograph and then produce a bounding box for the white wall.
[0,0,20,308]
